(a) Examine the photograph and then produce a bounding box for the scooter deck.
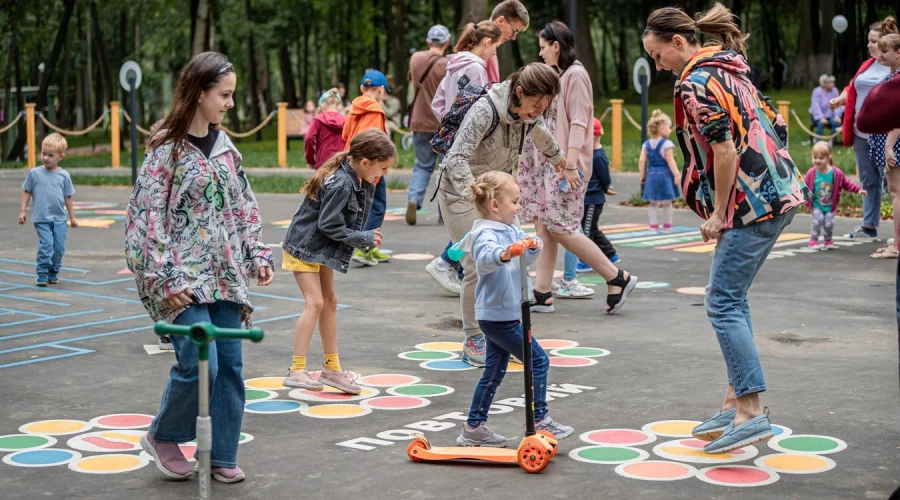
[411,445,519,464]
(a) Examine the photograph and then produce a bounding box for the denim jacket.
[283,162,375,273]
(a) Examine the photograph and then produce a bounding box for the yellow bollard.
[25,103,36,168]
[277,102,288,168]
[110,102,121,168]
[610,99,624,171]
[777,100,790,147]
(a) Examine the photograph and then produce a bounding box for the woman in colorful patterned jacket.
[125,52,274,484]
[643,3,810,455]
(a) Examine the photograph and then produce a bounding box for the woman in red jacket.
[828,17,898,239]
[304,89,347,169]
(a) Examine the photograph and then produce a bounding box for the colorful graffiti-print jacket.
[125,131,273,324]
[675,47,811,228]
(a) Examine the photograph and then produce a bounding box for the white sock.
[662,201,673,226]
[648,204,659,226]
[435,257,451,271]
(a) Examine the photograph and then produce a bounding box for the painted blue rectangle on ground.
[606,226,696,241]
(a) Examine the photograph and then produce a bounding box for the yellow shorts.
[282,251,321,273]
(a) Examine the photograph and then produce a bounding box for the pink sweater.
[803,165,862,211]
[555,62,594,177]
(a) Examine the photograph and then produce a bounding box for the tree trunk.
[89,0,112,109]
[791,0,818,87]
[574,0,599,99]
[134,1,145,128]
[278,44,298,106]
[192,0,210,56]
[842,0,859,84]
[616,19,628,91]
[216,22,240,128]
[7,25,25,161]
[387,0,409,110]
[817,0,836,76]
[3,2,20,159]
[313,10,323,94]
[84,4,94,123]
[459,0,488,30]
[601,24,610,94]
[244,0,262,140]
[433,0,441,24]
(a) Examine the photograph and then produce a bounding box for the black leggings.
[581,204,617,259]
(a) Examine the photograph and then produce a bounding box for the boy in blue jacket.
[577,118,619,272]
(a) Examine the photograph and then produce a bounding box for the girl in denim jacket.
[281,129,396,394]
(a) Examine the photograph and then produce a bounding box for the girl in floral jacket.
[125,52,273,484]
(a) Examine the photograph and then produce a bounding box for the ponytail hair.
[455,21,502,53]
[873,16,899,36]
[467,171,516,217]
[646,109,672,137]
[302,129,397,200]
[644,2,748,55]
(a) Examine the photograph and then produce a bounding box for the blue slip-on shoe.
[609,255,621,265]
[703,412,774,454]
[692,407,736,441]
[575,261,593,273]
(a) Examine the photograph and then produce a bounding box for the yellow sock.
[290,356,306,372]
[324,353,341,371]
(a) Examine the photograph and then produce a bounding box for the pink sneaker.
[662,224,673,231]
[824,240,836,250]
[649,224,660,230]
[318,367,361,395]
[141,433,193,480]
[283,369,324,390]
[212,466,245,483]
[809,240,819,250]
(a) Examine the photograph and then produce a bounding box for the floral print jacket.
[125,131,273,323]
[675,47,810,228]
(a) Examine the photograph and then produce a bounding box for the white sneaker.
[555,279,595,299]
[425,258,461,296]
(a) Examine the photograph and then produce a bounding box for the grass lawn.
[68,173,409,193]
[5,87,855,175]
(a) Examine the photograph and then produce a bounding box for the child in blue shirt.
[574,118,620,274]
[18,133,78,286]
[452,171,574,448]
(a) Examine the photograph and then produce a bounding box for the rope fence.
[789,109,841,140]
[0,111,24,134]
[121,111,153,136]
[622,109,643,131]
[38,110,109,136]
[598,106,611,123]
[218,110,277,138]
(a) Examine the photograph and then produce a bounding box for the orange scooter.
[407,238,559,473]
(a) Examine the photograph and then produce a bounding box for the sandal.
[871,245,899,259]
[606,269,637,314]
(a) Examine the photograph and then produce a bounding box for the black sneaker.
[531,289,555,313]
[157,336,175,351]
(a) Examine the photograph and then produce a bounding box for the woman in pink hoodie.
[305,89,347,169]
[431,21,502,120]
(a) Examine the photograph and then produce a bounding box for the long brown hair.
[644,2,748,55]
[506,62,561,108]
[302,129,397,200]
[455,21,502,53]
[148,52,235,150]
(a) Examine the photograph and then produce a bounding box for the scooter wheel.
[536,430,558,459]
[407,437,429,462]
[517,438,549,474]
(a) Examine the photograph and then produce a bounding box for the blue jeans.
[34,220,67,280]
[407,132,442,209]
[364,176,387,232]
[563,248,579,281]
[814,118,838,139]
[855,134,884,229]
[705,210,795,398]
[467,320,549,426]
[149,301,245,468]
[439,240,464,280]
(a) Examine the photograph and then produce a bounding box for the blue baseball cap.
[361,69,392,94]
[427,25,451,44]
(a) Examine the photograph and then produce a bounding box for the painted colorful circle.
[579,429,656,447]
[88,414,154,430]
[308,370,360,381]
[530,269,564,279]
[636,281,671,289]
[549,347,610,358]
[288,386,379,403]
[615,460,697,481]
[357,374,421,387]
[387,384,454,398]
[69,454,149,474]
[754,453,836,474]
[569,445,650,464]
[642,420,702,438]
[3,448,81,468]
[536,339,578,349]
[414,342,464,352]
[244,377,287,390]
[676,287,706,295]
[768,435,847,455]
[245,388,278,402]
[19,420,92,436]
[419,359,476,371]
[695,465,780,487]
[299,404,372,419]
[548,356,597,368]
[398,350,458,361]
[391,253,435,261]
[771,424,793,439]
[652,439,757,464]
[244,400,307,414]
[506,361,523,372]
[67,430,145,452]
[361,396,431,411]
[239,432,254,444]
[0,434,57,452]
[578,275,607,284]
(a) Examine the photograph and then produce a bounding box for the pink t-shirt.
[486,55,500,83]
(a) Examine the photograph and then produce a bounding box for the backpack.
[430,75,500,155]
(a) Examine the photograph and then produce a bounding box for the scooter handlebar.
[154,321,265,343]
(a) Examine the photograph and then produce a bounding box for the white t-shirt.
[854,61,891,138]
